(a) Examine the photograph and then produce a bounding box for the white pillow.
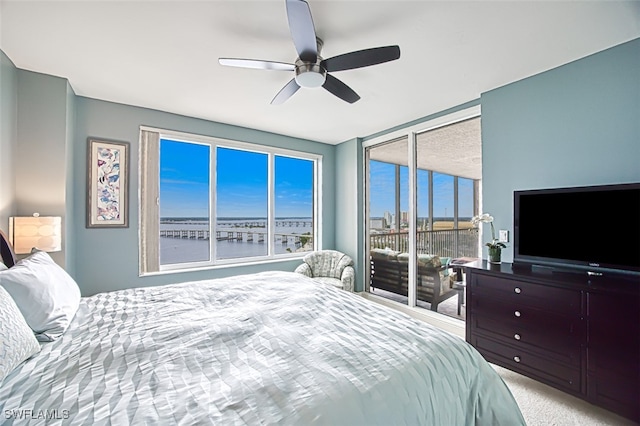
[0,285,41,382]
[0,251,80,341]
[0,262,7,271]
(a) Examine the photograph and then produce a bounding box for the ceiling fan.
[218,0,401,105]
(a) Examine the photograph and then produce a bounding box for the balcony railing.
[370,228,479,258]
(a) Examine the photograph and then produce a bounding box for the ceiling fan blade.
[322,74,360,104]
[322,45,401,72]
[286,0,318,62]
[271,78,301,105]
[219,58,295,71]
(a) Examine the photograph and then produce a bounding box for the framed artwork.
[87,138,130,228]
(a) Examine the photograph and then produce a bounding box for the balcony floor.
[368,287,466,322]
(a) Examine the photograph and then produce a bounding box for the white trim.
[362,105,481,149]
[268,153,275,256]
[141,126,322,274]
[314,155,322,250]
[363,147,371,292]
[144,125,320,162]
[157,130,320,163]
[141,254,307,277]
[210,142,217,262]
[408,131,417,307]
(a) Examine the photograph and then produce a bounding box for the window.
[159,139,211,265]
[140,128,320,274]
[215,147,269,260]
[274,156,315,254]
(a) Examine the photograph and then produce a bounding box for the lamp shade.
[9,216,62,254]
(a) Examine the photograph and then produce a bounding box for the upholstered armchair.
[294,250,355,292]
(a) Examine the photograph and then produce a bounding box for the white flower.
[471,213,494,226]
[472,212,505,249]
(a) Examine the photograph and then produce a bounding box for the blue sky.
[160,140,313,218]
[274,156,313,218]
[160,139,210,218]
[369,160,474,218]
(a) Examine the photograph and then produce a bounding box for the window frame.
[362,105,480,299]
[139,126,322,275]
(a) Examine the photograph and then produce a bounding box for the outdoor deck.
[370,228,479,258]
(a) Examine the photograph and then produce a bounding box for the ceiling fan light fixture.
[294,61,326,88]
[219,1,400,103]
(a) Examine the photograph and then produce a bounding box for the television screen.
[514,183,640,275]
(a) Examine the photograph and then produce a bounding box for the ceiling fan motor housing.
[294,58,326,88]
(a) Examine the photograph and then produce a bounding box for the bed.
[0,232,525,425]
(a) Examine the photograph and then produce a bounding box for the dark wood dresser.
[465,261,640,422]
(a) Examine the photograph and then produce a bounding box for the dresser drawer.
[472,308,583,365]
[473,335,582,394]
[471,294,583,351]
[469,273,581,314]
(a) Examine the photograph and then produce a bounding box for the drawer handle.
[514,311,521,317]
[513,356,521,363]
[514,333,521,340]
[514,287,522,294]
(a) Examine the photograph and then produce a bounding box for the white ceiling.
[1,1,638,145]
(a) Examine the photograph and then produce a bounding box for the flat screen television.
[514,182,640,276]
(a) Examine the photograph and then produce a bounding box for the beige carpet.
[493,364,635,426]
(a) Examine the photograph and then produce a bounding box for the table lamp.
[9,214,62,254]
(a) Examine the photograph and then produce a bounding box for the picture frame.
[86,138,130,228]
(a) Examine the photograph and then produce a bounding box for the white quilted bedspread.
[0,271,524,425]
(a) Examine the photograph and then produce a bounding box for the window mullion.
[268,153,275,257]
[408,131,417,308]
[314,157,320,251]
[211,144,217,264]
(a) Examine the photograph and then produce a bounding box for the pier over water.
[159,218,313,262]
[160,229,312,246]
[216,220,313,228]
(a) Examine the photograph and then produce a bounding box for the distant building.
[383,211,392,227]
[370,218,385,230]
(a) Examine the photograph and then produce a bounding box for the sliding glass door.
[365,112,482,321]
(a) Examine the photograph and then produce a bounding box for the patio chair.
[294,250,355,292]
[369,249,456,311]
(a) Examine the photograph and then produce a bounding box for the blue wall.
[3,37,638,294]
[1,52,336,296]
[73,98,336,295]
[15,71,72,269]
[0,51,17,228]
[339,38,639,271]
[481,38,640,262]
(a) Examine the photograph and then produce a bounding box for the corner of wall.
[64,81,77,276]
[0,49,18,230]
[15,69,75,270]
[335,137,365,291]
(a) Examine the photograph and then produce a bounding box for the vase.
[488,246,502,264]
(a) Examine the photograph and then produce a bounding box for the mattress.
[0,271,524,425]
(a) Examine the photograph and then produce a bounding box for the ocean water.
[160,218,313,265]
